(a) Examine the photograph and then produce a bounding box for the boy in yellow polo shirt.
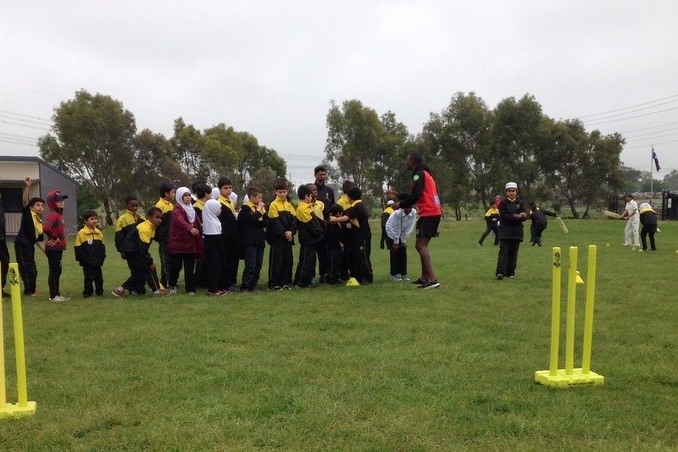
[74,209,106,298]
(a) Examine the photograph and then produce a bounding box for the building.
[0,156,78,237]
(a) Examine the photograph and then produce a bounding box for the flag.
[652,147,661,172]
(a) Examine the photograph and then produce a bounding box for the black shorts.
[416,215,441,239]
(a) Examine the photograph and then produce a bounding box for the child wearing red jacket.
[167,187,202,295]
[43,189,70,302]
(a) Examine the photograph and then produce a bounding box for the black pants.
[390,245,408,276]
[641,225,657,250]
[128,254,161,292]
[203,235,223,293]
[349,238,373,284]
[268,241,293,288]
[122,257,146,295]
[316,237,329,279]
[530,225,546,245]
[496,239,521,277]
[479,223,499,245]
[326,245,344,284]
[222,235,240,288]
[0,240,9,291]
[241,245,264,291]
[82,265,103,297]
[169,253,197,293]
[46,249,64,298]
[14,243,37,295]
[157,242,171,287]
[294,242,317,287]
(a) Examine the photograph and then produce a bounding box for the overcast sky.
[2,1,677,188]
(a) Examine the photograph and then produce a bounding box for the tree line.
[40,89,650,223]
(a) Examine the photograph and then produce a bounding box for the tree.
[132,129,184,207]
[171,118,209,182]
[325,99,384,194]
[574,130,625,218]
[373,111,411,206]
[490,95,547,201]
[238,144,287,189]
[38,90,137,225]
[662,170,678,191]
[421,92,501,213]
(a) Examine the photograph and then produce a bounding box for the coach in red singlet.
[393,153,442,289]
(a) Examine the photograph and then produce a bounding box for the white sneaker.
[49,295,70,302]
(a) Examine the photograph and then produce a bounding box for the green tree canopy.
[38,89,137,225]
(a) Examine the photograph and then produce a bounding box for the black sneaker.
[496,274,504,280]
[411,278,425,285]
[419,280,440,289]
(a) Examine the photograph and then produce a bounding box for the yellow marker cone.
[576,271,584,285]
[345,277,360,287]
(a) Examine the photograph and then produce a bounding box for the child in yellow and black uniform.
[342,186,373,284]
[14,177,45,296]
[217,177,240,293]
[154,182,175,289]
[478,195,501,246]
[335,180,356,281]
[266,178,297,290]
[325,204,346,284]
[237,186,268,292]
[113,207,167,297]
[294,184,324,288]
[192,183,212,289]
[74,209,106,298]
[114,195,145,296]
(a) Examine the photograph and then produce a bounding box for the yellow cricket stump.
[0,263,37,419]
[535,246,604,388]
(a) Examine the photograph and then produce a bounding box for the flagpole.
[650,145,654,203]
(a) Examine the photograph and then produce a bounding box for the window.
[1,188,23,213]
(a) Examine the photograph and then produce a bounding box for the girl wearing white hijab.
[167,187,201,294]
[202,199,227,296]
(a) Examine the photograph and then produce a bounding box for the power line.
[583,106,678,127]
[624,139,678,151]
[578,94,678,119]
[625,131,678,143]
[620,121,678,136]
[0,108,52,124]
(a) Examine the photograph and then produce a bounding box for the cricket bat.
[603,210,622,219]
[556,217,569,233]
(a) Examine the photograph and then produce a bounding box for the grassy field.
[1,218,677,450]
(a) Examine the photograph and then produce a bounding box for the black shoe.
[496,274,504,280]
[419,280,440,289]
[412,278,425,285]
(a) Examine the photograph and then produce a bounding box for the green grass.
[1,219,677,450]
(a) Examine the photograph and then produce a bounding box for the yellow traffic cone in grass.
[345,277,360,287]
[576,271,584,284]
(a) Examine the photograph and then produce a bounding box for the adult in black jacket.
[313,165,334,281]
[495,182,528,280]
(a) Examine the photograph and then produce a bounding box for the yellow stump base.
[0,401,37,419]
[535,369,604,388]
